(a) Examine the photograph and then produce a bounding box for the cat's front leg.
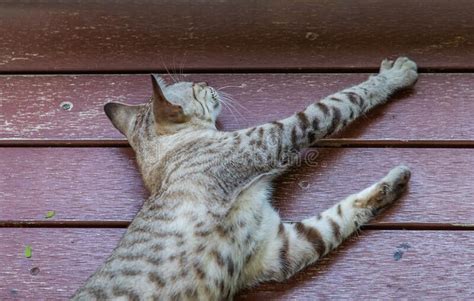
[236,57,418,169]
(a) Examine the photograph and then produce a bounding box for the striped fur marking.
[294,222,326,257]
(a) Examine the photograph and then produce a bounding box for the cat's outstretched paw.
[379,57,418,90]
[374,165,411,210]
[355,165,411,213]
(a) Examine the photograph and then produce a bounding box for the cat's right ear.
[104,102,141,137]
[151,74,187,124]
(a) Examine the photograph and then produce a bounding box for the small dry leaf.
[45,210,56,219]
[24,245,32,258]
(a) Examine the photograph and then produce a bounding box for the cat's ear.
[104,102,141,137]
[151,74,187,124]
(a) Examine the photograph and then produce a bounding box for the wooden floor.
[1,2,473,300]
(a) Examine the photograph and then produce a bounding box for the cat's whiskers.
[178,52,188,82]
[218,91,251,116]
[220,95,247,122]
[171,54,183,83]
[160,56,178,83]
[217,85,244,91]
[219,95,247,122]
[218,97,239,123]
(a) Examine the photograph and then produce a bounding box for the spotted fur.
[72,57,417,300]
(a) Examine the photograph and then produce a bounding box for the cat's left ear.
[104,102,141,137]
[151,74,187,124]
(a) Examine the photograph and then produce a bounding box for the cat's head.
[104,75,222,143]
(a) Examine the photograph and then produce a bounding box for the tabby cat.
[72,57,418,300]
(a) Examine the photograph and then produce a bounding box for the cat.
[71,57,417,300]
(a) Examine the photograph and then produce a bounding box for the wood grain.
[0,228,123,300]
[0,147,147,222]
[2,147,474,224]
[0,228,472,300]
[2,73,474,142]
[0,1,473,72]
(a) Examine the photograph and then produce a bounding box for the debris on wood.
[24,245,32,258]
[45,210,56,219]
[30,267,40,276]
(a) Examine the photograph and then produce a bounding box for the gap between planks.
[3,139,474,148]
[2,68,474,75]
[0,221,473,231]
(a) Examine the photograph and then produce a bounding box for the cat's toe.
[393,57,409,68]
[380,58,394,72]
[386,165,411,184]
[401,59,417,72]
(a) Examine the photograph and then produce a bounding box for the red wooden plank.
[1,147,474,224]
[0,228,123,300]
[1,73,474,142]
[0,229,472,299]
[0,1,473,72]
[0,148,147,222]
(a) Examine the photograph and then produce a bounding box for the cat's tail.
[256,165,410,282]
